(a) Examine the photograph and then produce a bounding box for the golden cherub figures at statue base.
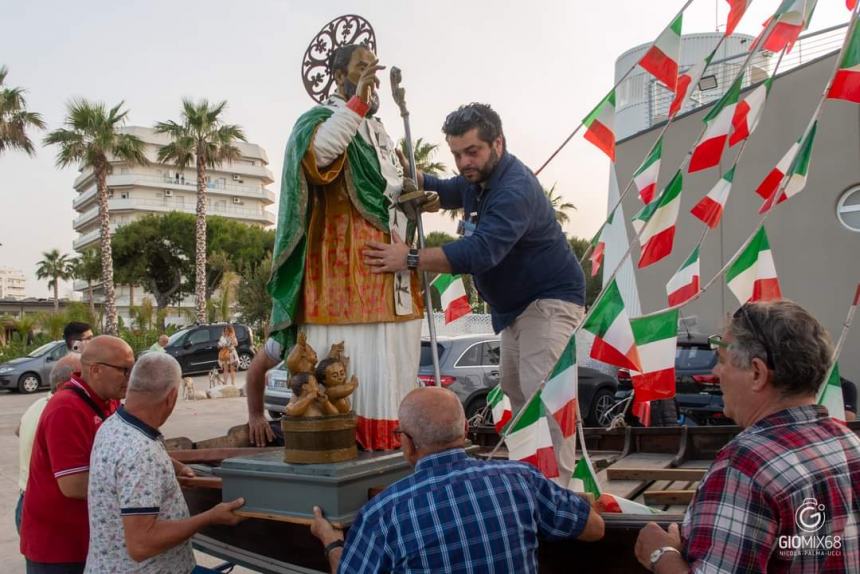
[284,333,358,418]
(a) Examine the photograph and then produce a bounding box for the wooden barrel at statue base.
[281,412,358,464]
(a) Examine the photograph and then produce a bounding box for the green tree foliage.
[111,212,273,327]
[568,236,601,307]
[235,254,273,337]
[35,249,73,311]
[543,184,576,225]
[0,66,45,156]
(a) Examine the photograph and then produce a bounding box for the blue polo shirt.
[423,152,585,332]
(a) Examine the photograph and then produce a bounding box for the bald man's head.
[398,387,466,452]
[80,335,135,400]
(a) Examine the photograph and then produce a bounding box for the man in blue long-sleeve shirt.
[364,103,586,481]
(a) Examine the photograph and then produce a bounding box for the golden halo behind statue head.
[301,15,377,104]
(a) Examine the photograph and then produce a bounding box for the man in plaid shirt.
[636,300,860,573]
[310,387,605,573]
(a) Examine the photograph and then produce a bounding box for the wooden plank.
[597,453,676,500]
[178,476,223,489]
[170,447,280,464]
[236,509,348,530]
[643,490,696,506]
[607,468,706,482]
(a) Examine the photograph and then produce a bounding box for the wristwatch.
[324,539,344,560]
[406,248,420,270]
[649,546,681,571]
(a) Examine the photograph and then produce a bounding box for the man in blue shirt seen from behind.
[364,103,586,479]
[310,387,604,573]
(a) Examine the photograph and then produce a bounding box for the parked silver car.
[418,334,619,427]
[0,340,69,393]
[263,360,292,419]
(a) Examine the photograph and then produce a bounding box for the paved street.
[0,372,258,573]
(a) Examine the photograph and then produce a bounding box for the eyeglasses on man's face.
[95,362,133,378]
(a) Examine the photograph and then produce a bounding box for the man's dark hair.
[328,44,364,75]
[442,103,504,149]
[63,321,91,350]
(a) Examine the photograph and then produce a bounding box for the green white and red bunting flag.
[848,0,858,11]
[431,273,471,324]
[639,14,683,93]
[633,138,663,204]
[571,456,602,498]
[634,170,683,268]
[730,78,772,147]
[754,140,800,200]
[582,280,642,372]
[759,0,819,54]
[759,121,817,214]
[726,0,752,36]
[598,493,661,515]
[817,363,846,423]
[669,53,714,117]
[487,384,512,434]
[541,336,577,438]
[691,166,735,228]
[666,247,701,306]
[505,393,559,478]
[583,90,616,161]
[630,310,679,403]
[827,20,860,103]
[589,212,614,278]
[689,76,743,173]
[726,226,782,305]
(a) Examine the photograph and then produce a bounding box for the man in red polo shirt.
[21,335,133,573]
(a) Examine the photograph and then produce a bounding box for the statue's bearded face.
[338,47,380,115]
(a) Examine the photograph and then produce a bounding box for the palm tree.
[35,249,73,311]
[0,66,45,156]
[71,248,101,318]
[155,99,246,323]
[543,184,576,226]
[44,99,148,335]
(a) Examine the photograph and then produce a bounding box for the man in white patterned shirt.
[86,353,245,573]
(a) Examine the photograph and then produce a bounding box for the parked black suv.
[161,323,255,376]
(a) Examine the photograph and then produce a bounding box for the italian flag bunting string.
[582,280,642,372]
[758,0,819,54]
[689,75,743,173]
[670,52,715,118]
[487,385,512,434]
[430,273,471,324]
[725,0,753,36]
[639,14,684,93]
[571,456,603,498]
[541,337,578,438]
[817,363,846,423]
[827,20,860,103]
[691,166,735,229]
[759,121,818,213]
[583,90,616,161]
[730,78,772,147]
[725,226,782,305]
[666,247,701,306]
[634,170,684,268]
[505,393,559,478]
[630,310,680,404]
[633,138,663,204]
